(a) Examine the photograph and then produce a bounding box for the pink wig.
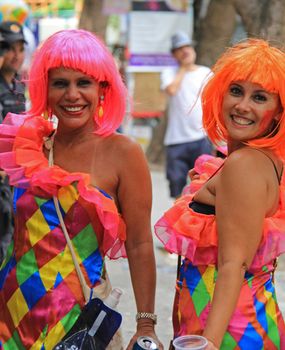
[28,29,127,136]
[202,39,285,158]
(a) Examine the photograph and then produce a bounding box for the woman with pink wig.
[155,39,285,349]
[0,29,161,349]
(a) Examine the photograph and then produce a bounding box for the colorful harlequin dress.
[0,113,127,350]
[155,155,285,350]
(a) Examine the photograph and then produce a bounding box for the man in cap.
[161,31,212,198]
[0,21,26,120]
[0,21,26,265]
[0,33,9,72]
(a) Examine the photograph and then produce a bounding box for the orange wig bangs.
[202,38,285,158]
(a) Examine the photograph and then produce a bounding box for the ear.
[98,81,109,97]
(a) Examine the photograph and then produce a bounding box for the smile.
[231,115,254,126]
[63,106,85,112]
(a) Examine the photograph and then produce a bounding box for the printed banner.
[128,9,193,70]
[132,0,189,12]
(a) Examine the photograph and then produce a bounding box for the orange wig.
[202,38,285,158]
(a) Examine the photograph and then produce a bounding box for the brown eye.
[78,79,92,87]
[52,80,68,88]
[253,94,267,102]
[229,85,242,96]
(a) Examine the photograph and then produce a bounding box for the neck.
[55,128,95,149]
[227,139,245,154]
[182,63,198,71]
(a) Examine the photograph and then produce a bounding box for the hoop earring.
[98,95,104,118]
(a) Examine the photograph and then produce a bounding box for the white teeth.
[63,106,83,112]
[232,115,253,125]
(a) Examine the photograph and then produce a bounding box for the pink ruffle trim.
[0,113,126,259]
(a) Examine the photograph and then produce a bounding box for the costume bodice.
[0,113,126,349]
[155,154,285,273]
[155,155,285,349]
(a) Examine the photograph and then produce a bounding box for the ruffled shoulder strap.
[182,154,225,195]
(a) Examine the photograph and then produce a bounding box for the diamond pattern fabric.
[155,155,285,349]
[0,114,127,349]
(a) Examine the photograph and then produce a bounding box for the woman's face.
[48,67,100,130]
[222,81,282,143]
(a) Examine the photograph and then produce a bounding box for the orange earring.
[43,110,49,120]
[43,108,53,121]
[98,95,104,118]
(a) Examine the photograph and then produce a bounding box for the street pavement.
[107,167,285,348]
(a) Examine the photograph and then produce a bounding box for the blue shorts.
[166,138,212,198]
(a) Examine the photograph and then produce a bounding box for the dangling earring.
[98,95,104,118]
[43,110,49,120]
[43,108,53,121]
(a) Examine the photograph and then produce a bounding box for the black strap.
[253,148,283,185]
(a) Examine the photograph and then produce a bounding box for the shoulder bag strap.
[48,136,91,303]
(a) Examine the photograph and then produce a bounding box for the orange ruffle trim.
[155,154,285,271]
[0,113,126,259]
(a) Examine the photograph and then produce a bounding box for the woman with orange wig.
[0,29,162,349]
[155,38,285,349]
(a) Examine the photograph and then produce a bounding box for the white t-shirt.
[161,65,211,146]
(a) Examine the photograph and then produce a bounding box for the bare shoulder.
[223,147,281,185]
[103,133,144,156]
[98,133,147,169]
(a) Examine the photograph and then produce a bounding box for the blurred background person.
[161,31,212,199]
[0,20,26,119]
[0,20,26,266]
[0,30,12,266]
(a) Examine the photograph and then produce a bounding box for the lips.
[231,115,254,126]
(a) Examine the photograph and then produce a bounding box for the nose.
[234,96,251,113]
[11,47,19,58]
[65,84,80,101]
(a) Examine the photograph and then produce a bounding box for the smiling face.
[222,81,282,147]
[48,67,101,132]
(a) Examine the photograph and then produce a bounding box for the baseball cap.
[0,33,9,56]
[0,21,27,45]
[170,31,193,52]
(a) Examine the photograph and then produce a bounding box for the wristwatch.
[136,312,157,324]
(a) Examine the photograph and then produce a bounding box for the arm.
[164,66,186,96]
[203,150,273,348]
[116,139,162,349]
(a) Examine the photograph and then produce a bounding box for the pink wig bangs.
[202,39,285,158]
[28,29,127,136]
